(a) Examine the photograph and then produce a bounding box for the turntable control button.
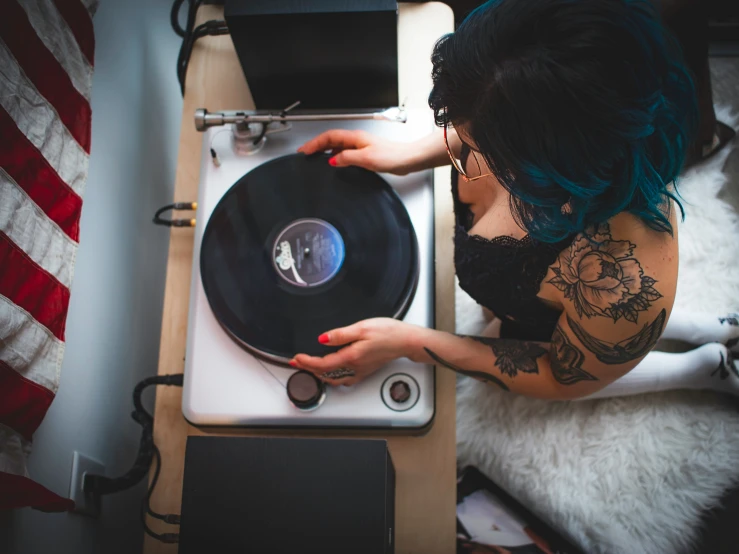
[389,380,412,403]
[287,371,324,409]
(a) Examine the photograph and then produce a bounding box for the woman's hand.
[297,130,420,175]
[290,318,421,386]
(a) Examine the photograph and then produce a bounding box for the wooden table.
[144,4,456,553]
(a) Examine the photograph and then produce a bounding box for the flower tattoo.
[464,336,547,378]
[548,223,662,323]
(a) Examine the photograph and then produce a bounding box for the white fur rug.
[456,108,739,554]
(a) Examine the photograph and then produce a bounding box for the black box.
[224,0,399,110]
[178,436,395,554]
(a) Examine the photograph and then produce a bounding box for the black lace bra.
[452,148,575,341]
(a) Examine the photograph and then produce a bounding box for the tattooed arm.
[412,331,567,397]
[416,216,677,398]
[407,311,663,398]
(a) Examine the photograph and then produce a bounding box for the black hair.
[429,0,698,242]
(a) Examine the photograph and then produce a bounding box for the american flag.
[1,0,96,511]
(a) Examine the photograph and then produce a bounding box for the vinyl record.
[200,153,419,362]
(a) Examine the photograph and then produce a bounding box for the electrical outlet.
[69,451,105,517]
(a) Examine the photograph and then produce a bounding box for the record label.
[272,218,345,288]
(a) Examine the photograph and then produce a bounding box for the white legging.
[581,310,736,399]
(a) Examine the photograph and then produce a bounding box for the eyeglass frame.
[443,122,494,182]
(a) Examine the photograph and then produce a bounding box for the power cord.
[172,0,230,95]
[83,374,184,544]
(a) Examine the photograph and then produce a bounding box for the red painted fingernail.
[318,333,330,344]
[289,360,297,367]
[328,157,337,167]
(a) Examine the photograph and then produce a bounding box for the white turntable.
[182,106,436,430]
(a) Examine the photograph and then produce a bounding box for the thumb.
[331,149,372,170]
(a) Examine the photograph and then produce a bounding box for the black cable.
[177,19,229,94]
[84,374,183,494]
[186,0,202,35]
[170,0,188,37]
[173,0,201,92]
[153,202,197,227]
[172,0,229,95]
[172,0,202,38]
[145,445,164,518]
[83,374,184,543]
[141,492,179,544]
[140,445,179,544]
[144,444,180,524]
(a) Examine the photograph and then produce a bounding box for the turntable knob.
[287,371,325,410]
[389,380,412,404]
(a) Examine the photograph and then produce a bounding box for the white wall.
[1,1,183,552]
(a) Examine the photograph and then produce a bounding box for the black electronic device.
[224,0,399,110]
[178,436,395,553]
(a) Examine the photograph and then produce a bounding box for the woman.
[289,0,739,400]
[412,0,736,166]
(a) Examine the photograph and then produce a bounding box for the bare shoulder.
[538,210,678,395]
[542,209,678,327]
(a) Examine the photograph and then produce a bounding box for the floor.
[693,55,739,554]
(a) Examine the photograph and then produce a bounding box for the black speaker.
[178,436,395,554]
[224,0,399,111]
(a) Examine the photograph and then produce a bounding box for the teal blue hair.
[429,0,698,242]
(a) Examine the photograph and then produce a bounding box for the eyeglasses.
[443,122,494,182]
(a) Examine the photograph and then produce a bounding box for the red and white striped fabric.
[0,0,97,511]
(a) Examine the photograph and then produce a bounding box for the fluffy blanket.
[456,108,739,554]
